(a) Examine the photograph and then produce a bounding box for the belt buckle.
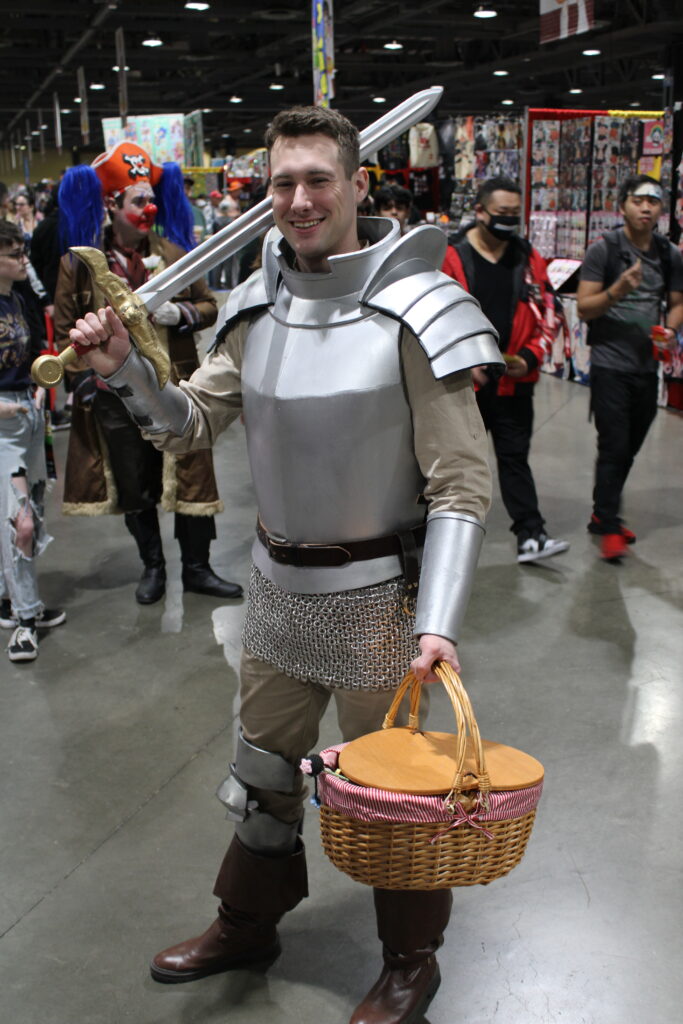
[265,532,297,565]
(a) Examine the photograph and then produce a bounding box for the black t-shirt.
[0,290,32,390]
[465,241,516,352]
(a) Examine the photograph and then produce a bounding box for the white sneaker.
[8,625,38,662]
[517,533,570,564]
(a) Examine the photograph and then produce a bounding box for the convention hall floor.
[2,362,681,1024]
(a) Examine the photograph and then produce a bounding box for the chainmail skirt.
[242,564,420,691]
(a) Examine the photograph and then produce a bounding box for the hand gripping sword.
[31,86,443,389]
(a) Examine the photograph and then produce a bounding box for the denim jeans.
[0,388,52,619]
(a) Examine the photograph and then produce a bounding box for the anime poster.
[642,119,664,156]
[102,114,186,165]
[312,0,335,107]
[448,115,522,227]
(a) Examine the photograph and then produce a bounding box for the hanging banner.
[540,1,594,44]
[115,27,128,122]
[37,109,45,157]
[53,92,63,154]
[183,110,204,167]
[312,0,335,107]
[77,65,90,144]
[26,118,32,164]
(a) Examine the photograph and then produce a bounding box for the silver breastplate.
[242,251,424,595]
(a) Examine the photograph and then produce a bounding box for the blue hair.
[154,162,196,252]
[57,165,104,254]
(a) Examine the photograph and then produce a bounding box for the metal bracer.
[413,512,486,644]
[101,345,192,437]
[215,729,301,855]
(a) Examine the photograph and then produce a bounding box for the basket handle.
[382,662,491,800]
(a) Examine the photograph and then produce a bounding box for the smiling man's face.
[270,132,368,273]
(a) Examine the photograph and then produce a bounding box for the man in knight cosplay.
[68,105,503,1024]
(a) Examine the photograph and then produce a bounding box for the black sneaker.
[0,606,66,629]
[8,625,38,662]
[517,531,570,564]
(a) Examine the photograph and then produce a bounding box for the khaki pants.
[239,647,427,824]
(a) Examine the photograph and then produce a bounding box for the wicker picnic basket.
[314,663,544,890]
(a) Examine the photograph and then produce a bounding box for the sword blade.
[135,86,443,312]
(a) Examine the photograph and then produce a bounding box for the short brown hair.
[0,219,24,249]
[264,106,360,178]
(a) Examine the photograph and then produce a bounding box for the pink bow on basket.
[430,799,495,844]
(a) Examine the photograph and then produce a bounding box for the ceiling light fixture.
[269,82,285,90]
[384,40,403,50]
[651,72,665,80]
[569,87,583,94]
[185,2,210,9]
[74,97,82,103]
[142,33,163,47]
[630,101,641,107]
[90,82,105,90]
[61,108,72,114]
[230,95,243,103]
[112,65,131,72]
[243,128,252,133]
[373,96,387,103]
[202,107,212,113]
[474,4,497,18]
[501,99,514,106]
[582,48,601,56]
[493,69,508,76]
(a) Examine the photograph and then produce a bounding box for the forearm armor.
[414,512,485,644]
[101,345,192,437]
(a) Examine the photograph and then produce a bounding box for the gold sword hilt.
[31,246,171,389]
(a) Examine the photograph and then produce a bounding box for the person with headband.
[53,142,242,604]
[577,174,683,561]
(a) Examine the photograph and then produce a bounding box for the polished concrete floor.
[2,363,682,1024]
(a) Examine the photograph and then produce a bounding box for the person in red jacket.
[443,176,569,563]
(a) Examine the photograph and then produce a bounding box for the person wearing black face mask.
[443,175,569,563]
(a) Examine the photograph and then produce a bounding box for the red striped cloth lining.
[315,744,543,827]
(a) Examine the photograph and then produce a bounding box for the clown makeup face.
[108,183,157,245]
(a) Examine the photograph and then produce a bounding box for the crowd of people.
[1,107,681,1022]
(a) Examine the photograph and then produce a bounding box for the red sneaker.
[588,514,636,544]
[601,533,628,562]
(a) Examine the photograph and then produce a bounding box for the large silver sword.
[32,86,443,389]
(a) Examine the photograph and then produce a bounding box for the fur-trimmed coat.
[53,233,223,517]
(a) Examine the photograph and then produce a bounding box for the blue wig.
[154,162,196,252]
[58,165,105,254]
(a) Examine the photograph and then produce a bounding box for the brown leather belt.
[256,519,426,569]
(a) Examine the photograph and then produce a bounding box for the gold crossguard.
[31,246,171,389]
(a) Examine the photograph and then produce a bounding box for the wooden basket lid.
[338,728,544,795]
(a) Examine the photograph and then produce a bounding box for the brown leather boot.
[150,910,280,983]
[150,835,308,984]
[349,888,453,1024]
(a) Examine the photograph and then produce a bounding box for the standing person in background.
[12,189,39,242]
[0,220,65,663]
[577,174,683,561]
[443,176,569,564]
[373,183,414,236]
[183,176,207,244]
[54,142,242,605]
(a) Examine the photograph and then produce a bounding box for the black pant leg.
[488,393,544,536]
[92,390,163,512]
[590,369,650,532]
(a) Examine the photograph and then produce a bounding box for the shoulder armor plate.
[214,228,283,346]
[361,226,503,378]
